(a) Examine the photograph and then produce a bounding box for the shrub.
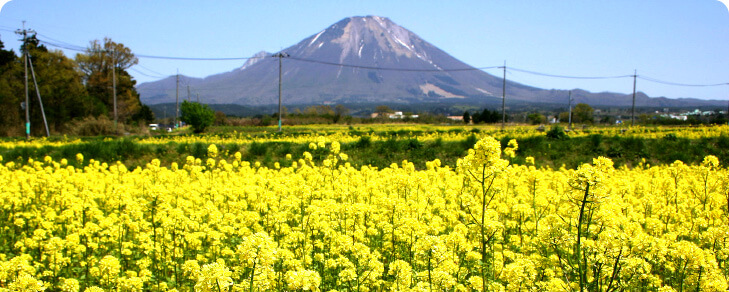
[546,125,568,140]
[180,101,214,133]
[355,136,372,148]
[67,115,122,136]
[664,133,678,141]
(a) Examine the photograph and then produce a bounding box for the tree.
[558,112,570,124]
[573,103,594,124]
[463,111,471,124]
[304,105,333,117]
[213,110,228,126]
[473,108,501,124]
[333,104,349,123]
[26,44,91,132]
[0,38,14,66]
[0,38,22,136]
[180,101,214,133]
[527,113,546,125]
[0,34,91,135]
[471,111,481,124]
[132,104,155,125]
[75,38,140,123]
[375,105,393,117]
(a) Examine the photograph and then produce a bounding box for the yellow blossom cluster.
[0,135,727,291]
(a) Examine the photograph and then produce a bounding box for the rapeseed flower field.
[0,130,728,291]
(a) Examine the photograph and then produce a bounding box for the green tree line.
[0,35,153,136]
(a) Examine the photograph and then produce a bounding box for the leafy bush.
[355,136,372,148]
[180,101,214,133]
[546,125,568,140]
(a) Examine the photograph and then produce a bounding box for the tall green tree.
[1,34,92,136]
[75,38,141,123]
[0,37,22,136]
[132,104,155,125]
[26,40,92,132]
[573,103,594,124]
[0,38,14,66]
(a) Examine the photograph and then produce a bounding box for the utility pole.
[273,52,289,132]
[16,22,34,140]
[501,61,506,131]
[568,90,573,131]
[631,70,637,126]
[175,70,179,128]
[725,83,729,126]
[27,53,49,137]
[112,49,117,134]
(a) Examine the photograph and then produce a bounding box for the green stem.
[576,183,590,292]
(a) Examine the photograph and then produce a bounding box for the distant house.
[371,111,418,119]
[676,109,703,118]
[389,111,404,119]
[447,116,463,121]
[661,114,688,121]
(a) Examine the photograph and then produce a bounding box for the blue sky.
[1,0,728,101]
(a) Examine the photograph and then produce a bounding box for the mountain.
[138,16,724,108]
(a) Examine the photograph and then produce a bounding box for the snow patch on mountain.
[238,51,270,71]
[475,88,492,95]
[309,30,325,47]
[420,83,464,98]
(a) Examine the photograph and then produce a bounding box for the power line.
[36,33,87,51]
[638,75,729,87]
[27,31,729,91]
[508,66,634,80]
[37,39,87,52]
[129,67,167,79]
[133,53,265,61]
[288,56,501,72]
[38,37,268,61]
[134,64,168,77]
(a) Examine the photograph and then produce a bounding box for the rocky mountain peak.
[289,16,436,68]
